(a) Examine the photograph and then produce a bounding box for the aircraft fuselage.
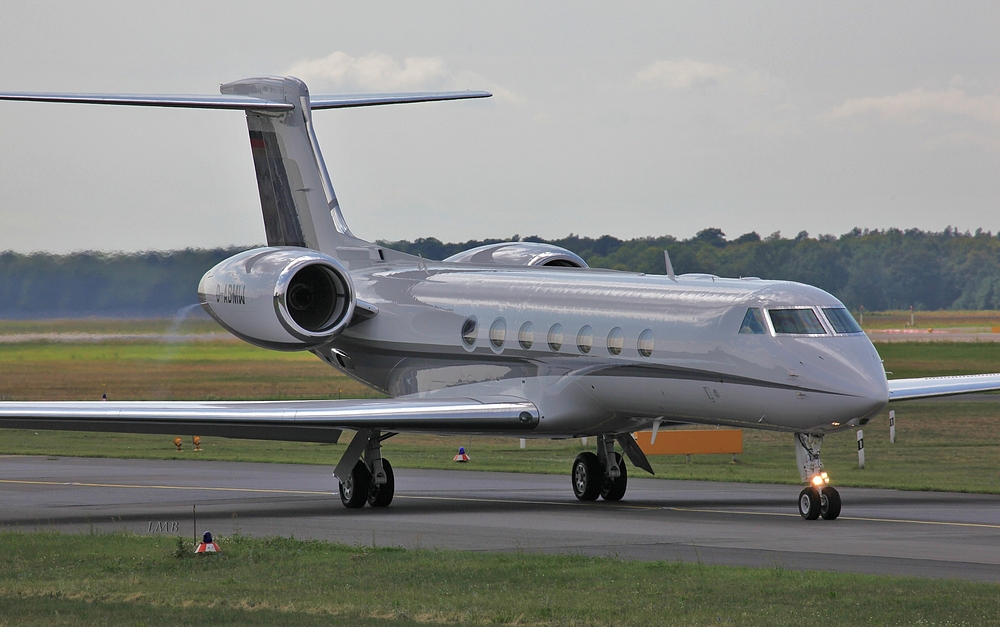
[313,261,889,437]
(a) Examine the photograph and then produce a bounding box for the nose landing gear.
[794,432,841,520]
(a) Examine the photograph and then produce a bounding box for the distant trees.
[3,227,1000,318]
[0,248,248,318]
[381,227,1000,312]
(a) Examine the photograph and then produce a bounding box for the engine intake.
[199,248,356,351]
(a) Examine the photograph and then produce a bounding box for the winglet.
[664,251,676,281]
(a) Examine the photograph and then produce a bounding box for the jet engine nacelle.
[443,242,588,268]
[199,247,356,351]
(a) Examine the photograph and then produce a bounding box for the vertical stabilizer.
[0,78,490,259]
[221,77,361,253]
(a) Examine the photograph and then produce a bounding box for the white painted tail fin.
[221,76,356,251]
[0,77,491,255]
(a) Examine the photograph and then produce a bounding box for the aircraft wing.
[0,397,539,443]
[887,374,1000,401]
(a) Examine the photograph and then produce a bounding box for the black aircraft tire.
[572,452,603,501]
[798,487,821,520]
[339,460,372,509]
[600,452,628,501]
[820,486,842,520]
[368,459,395,508]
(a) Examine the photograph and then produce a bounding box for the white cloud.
[284,51,523,104]
[635,59,733,90]
[286,52,451,91]
[634,59,784,100]
[829,88,1000,127]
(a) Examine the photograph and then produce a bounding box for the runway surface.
[2,456,999,582]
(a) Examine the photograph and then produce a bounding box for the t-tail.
[0,77,491,256]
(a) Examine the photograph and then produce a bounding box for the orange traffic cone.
[453,446,470,462]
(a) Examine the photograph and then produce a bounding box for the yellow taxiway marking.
[0,478,331,496]
[4,478,1000,531]
[650,505,1000,531]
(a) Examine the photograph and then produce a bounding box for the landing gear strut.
[794,432,840,520]
[571,433,653,502]
[335,429,396,509]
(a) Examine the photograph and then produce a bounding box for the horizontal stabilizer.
[0,90,491,111]
[309,91,491,109]
[0,92,293,110]
[0,397,539,441]
[888,373,1000,401]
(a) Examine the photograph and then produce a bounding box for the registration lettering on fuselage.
[216,284,246,305]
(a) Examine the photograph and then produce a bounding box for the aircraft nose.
[853,342,890,417]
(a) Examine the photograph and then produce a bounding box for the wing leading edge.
[0,397,539,442]
[888,373,1000,401]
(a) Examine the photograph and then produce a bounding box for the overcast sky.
[1,2,999,252]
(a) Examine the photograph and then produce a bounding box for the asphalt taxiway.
[2,456,999,582]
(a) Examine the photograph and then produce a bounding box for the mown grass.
[877,341,1000,378]
[0,317,224,335]
[0,341,377,401]
[861,309,1000,330]
[0,531,997,626]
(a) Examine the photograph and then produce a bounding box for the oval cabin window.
[489,318,506,350]
[518,321,534,349]
[637,329,654,358]
[461,316,478,348]
[577,325,593,354]
[607,327,624,355]
[547,323,564,352]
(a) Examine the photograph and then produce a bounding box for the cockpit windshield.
[768,308,827,335]
[822,307,863,334]
[738,308,768,334]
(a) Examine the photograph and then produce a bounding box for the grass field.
[0,341,376,402]
[0,316,223,335]
[1,335,1000,493]
[0,531,997,626]
[860,309,1000,330]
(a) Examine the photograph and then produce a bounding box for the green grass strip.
[0,531,997,626]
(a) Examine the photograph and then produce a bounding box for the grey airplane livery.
[2,76,1000,519]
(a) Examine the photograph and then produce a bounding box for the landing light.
[811,476,824,487]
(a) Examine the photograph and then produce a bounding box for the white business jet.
[2,76,998,519]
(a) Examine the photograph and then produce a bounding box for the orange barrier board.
[633,429,742,456]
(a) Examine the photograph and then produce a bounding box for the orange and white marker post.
[195,531,220,554]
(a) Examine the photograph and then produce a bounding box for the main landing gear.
[335,429,396,509]
[572,434,654,502]
[794,432,841,520]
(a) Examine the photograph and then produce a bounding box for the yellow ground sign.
[633,429,742,456]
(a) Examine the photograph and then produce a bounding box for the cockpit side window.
[768,308,827,335]
[822,307,863,334]
[739,308,768,335]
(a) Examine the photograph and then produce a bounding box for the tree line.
[2,227,999,318]
[385,226,1000,311]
